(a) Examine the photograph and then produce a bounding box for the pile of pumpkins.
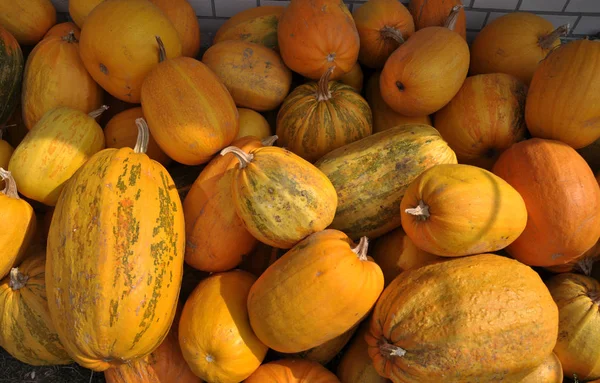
[1,0,600,382]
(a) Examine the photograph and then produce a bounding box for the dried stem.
[156,36,167,63]
[88,105,109,119]
[62,30,78,43]
[379,340,406,358]
[405,200,430,221]
[444,5,464,31]
[9,268,29,290]
[0,168,19,199]
[220,146,254,169]
[261,135,279,147]
[134,118,150,154]
[380,26,405,44]
[351,237,370,261]
[316,66,335,102]
[539,24,570,50]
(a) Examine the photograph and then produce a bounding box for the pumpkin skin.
[149,0,201,58]
[315,124,457,240]
[544,239,600,274]
[141,56,239,165]
[245,359,341,383]
[79,0,182,103]
[214,6,284,51]
[284,325,359,365]
[0,0,56,45]
[8,106,106,206]
[277,67,373,163]
[0,135,13,170]
[434,73,528,170]
[277,0,360,81]
[367,254,559,382]
[247,229,384,353]
[0,250,72,366]
[0,26,23,127]
[46,121,185,371]
[408,0,467,39]
[69,0,104,28]
[202,40,292,111]
[21,32,104,130]
[519,353,563,383]
[338,62,363,93]
[470,13,567,85]
[353,0,415,69]
[236,108,272,140]
[546,274,600,381]
[43,22,81,40]
[526,39,600,149]
[492,138,600,267]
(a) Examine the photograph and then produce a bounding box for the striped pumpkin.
[213,5,285,51]
[0,26,23,126]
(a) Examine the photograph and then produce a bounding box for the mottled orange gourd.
[149,0,201,58]
[409,0,467,39]
[519,353,563,383]
[69,0,104,28]
[43,22,80,40]
[245,359,341,383]
[214,5,285,51]
[0,0,56,45]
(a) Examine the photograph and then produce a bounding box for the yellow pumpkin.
[520,353,563,383]
[149,0,201,58]
[284,325,359,365]
[0,0,56,45]
[236,108,272,140]
[339,62,364,93]
[0,129,14,170]
[69,0,104,28]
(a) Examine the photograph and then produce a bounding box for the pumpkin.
[0,249,72,366]
[315,124,457,240]
[578,138,600,174]
[545,239,600,274]
[546,273,600,381]
[178,270,267,382]
[247,230,384,353]
[21,31,104,130]
[284,325,359,365]
[236,108,272,140]
[367,254,559,382]
[434,73,528,170]
[43,22,81,40]
[380,23,469,116]
[141,42,239,166]
[214,5,285,51]
[520,353,563,383]
[149,0,200,58]
[365,72,431,133]
[277,0,360,81]
[353,0,415,69]
[469,13,568,85]
[408,0,466,39]
[492,138,600,267]
[69,0,104,28]
[202,40,292,111]
[220,145,337,249]
[79,0,182,103]
[245,359,341,383]
[8,106,106,206]
[0,0,56,45]
[276,67,373,163]
[0,168,36,280]
[338,62,364,93]
[0,129,13,170]
[46,118,185,371]
[104,107,171,166]
[526,39,600,149]
[0,27,23,127]
[238,242,284,277]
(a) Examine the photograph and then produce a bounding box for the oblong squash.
[69,0,103,28]
[43,22,81,40]
[245,359,341,383]
[247,230,384,353]
[236,108,272,140]
[315,124,457,240]
[520,353,563,383]
[0,26,23,126]
[338,62,363,93]
[408,0,467,39]
[214,5,285,51]
[149,0,201,58]
[0,0,56,45]
[283,325,359,366]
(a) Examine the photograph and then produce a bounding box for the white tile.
[485,12,510,25]
[259,0,290,6]
[519,0,568,12]
[566,0,600,13]
[472,0,519,9]
[573,16,600,35]
[50,0,68,12]
[465,10,488,29]
[188,0,214,17]
[536,13,579,29]
[215,0,257,17]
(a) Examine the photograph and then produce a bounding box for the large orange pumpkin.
[149,0,201,58]
[43,22,81,40]
[0,0,56,45]
[245,359,341,383]
[520,353,563,383]
[492,138,600,267]
[69,0,104,28]
[214,5,285,51]
[277,0,360,81]
[526,39,600,149]
[408,0,466,39]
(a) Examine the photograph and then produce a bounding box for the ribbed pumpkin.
[546,274,600,381]
[284,325,359,365]
[353,0,415,69]
[0,130,13,170]
[276,67,373,163]
[22,31,104,130]
[492,138,600,267]
[408,0,466,39]
[365,72,431,133]
[69,0,104,28]
[367,254,559,382]
[79,0,182,103]
[202,40,292,111]
[338,62,363,93]
[520,353,563,383]
[470,13,567,85]
[149,0,201,58]
[179,270,268,383]
[0,250,72,366]
[214,6,284,51]
[46,119,185,371]
[236,108,272,140]
[526,39,600,149]
[0,169,36,280]
[315,124,457,240]
[277,0,360,81]
[43,22,80,40]
[0,0,56,45]
[8,106,106,206]
[0,27,23,127]
[247,230,384,353]
[434,73,528,170]
[245,359,341,383]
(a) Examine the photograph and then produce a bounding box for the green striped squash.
[0,26,23,126]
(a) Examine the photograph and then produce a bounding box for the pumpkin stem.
[0,168,19,199]
[62,30,78,43]
[316,66,335,102]
[405,200,430,221]
[9,267,29,290]
[88,105,109,119]
[156,36,167,63]
[380,26,405,45]
[220,146,254,169]
[351,237,370,261]
[576,256,595,276]
[261,135,279,147]
[379,340,406,358]
[444,5,464,31]
[539,24,570,50]
[134,118,151,154]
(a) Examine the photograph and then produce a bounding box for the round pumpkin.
[470,12,567,85]
[433,73,528,170]
[546,273,600,381]
[43,22,81,40]
[0,0,56,45]
[245,359,341,383]
[520,353,563,383]
[149,0,200,58]
[283,325,358,366]
[8,106,106,206]
[276,67,373,163]
[526,39,600,149]
[0,130,13,170]
[338,62,363,93]
[22,31,104,130]
[214,5,285,51]
[0,26,23,127]
[367,253,559,382]
[236,108,272,140]
[408,0,466,39]
[247,230,384,353]
[277,0,360,81]
[492,138,600,267]
[545,239,600,274]
[353,0,415,69]
[69,0,104,28]
[202,40,292,111]
[79,0,182,103]
[380,25,469,116]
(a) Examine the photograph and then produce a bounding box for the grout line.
[256,0,260,7]
[210,0,216,17]
[570,15,583,34]
[562,0,572,12]
[482,11,491,26]
[463,8,600,16]
[515,0,524,11]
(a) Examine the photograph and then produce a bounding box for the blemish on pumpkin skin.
[551,253,563,260]
[99,63,108,75]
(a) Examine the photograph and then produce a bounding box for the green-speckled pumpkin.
[0,26,23,126]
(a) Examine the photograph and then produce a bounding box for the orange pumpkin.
[433,73,528,170]
[0,129,13,171]
[245,359,341,383]
[284,325,359,366]
[492,138,600,267]
[338,62,364,93]
[526,39,600,149]
[545,239,600,275]
[470,12,567,85]
[43,22,80,40]
[520,353,563,383]
[277,0,360,81]
[214,5,285,51]
[408,0,466,39]
[149,0,201,58]
[353,0,415,69]
[0,0,56,45]
[236,108,272,140]
[69,0,104,28]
